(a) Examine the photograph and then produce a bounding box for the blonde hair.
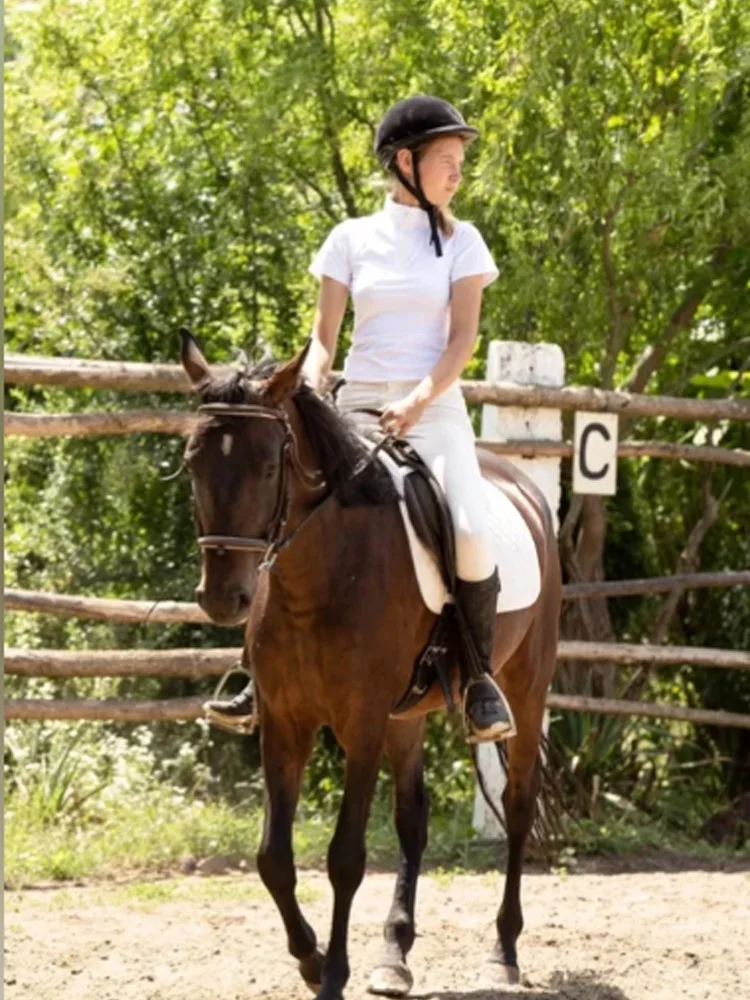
[388,137,470,238]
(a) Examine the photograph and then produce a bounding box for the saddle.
[369,434,463,716]
[340,400,459,595]
[339,397,542,717]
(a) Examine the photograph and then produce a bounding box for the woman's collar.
[382,194,432,231]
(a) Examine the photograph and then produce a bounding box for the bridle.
[195,402,308,572]
[194,400,394,573]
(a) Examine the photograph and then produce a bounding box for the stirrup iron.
[463,674,517,744]
[203,660,258,735]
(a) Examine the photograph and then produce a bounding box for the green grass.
[561,812,749,863]
[5,783,747,889]
[2,779,499,888]
[4,794,263,887]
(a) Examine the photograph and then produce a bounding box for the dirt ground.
[4,857,749,1000]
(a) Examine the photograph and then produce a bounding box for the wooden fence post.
[473,341,565,840]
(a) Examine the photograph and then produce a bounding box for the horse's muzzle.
[195,583,251,627]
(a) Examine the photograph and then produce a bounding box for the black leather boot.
[203,678,257,735]
[455,570,516,743]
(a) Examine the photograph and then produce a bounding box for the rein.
[196,400,394,572]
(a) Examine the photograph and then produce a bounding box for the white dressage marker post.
[473,340,564,840]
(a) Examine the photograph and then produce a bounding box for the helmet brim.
[378,125,480,167]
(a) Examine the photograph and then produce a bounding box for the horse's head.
[180,330,310,626]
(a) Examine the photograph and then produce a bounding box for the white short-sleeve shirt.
[309,195,499,382]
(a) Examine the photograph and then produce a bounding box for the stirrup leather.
[390,604,457,717]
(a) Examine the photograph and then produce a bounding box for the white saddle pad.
[374,448,541,615]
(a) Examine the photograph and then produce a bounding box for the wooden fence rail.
[4,697,205,722]
[5,410,196,438]
[6,573,748,625]
[5,354,193,394]
[463,381,750,422]
[562,570,750,599]
[544,695,750,730]
[558,641,750,670]
[483,439,750,468]
[4,589,210,624]
[6,410,750,468]
[6,353,750,422]
[4,694,749,728]
[4,648,237,678]
[5,642,749,678]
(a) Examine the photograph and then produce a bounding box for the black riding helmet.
[374,95,479,258]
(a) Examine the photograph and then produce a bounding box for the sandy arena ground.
[4,858,749,1000]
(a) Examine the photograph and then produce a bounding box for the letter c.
[579,422,611,480]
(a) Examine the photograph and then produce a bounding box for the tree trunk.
[559,495,618,697]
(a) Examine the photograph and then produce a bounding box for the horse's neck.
[269,400,376,618]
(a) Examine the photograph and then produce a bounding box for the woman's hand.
[379,394,429,437]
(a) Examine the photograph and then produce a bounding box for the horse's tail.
[469,735,566,866]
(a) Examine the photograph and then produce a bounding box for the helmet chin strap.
[392,151,444,258]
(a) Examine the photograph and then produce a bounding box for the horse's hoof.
[299,946,326,992]
[368,962,414,997]
[482,959,520,986]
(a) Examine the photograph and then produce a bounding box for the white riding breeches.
[337,379,495,582]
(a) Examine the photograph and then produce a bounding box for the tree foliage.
[5,0,749,814]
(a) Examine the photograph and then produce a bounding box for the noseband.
[195,402,298,572]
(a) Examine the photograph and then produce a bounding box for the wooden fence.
[5,608,750,726]
[5,640,750,728]
[6,354,749,472]
[7,642,750,678]
[5,352,749,728]
[6,352,750,422]
[6,410,749,467]
[5,571,750,624]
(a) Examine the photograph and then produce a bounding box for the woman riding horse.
[186,94,560,1000]
[206,95,513,742]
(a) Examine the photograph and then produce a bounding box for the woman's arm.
[413,273,485,404]
[381,274,485,434]
[302,276,349,394]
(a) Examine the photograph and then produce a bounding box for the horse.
[180,330,561,1000]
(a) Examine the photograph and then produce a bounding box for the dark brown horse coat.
[181,333,561,1000]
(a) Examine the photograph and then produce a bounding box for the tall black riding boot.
[455,570,516,743]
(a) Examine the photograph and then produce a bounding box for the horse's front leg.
[316,723,387,1000]
[369,718,428,997]
[256,710,325,991]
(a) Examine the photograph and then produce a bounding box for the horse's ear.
[180,328,210,389]
[261,339,312,406]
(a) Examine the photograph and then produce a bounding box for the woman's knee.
[455,530,495,581]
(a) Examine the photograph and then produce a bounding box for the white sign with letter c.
[573,412,619,495]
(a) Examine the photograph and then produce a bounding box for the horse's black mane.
[198,361,395,508]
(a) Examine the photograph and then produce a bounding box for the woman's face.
[396,136,466,208]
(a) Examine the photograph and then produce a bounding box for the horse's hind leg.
[485,644,552,984]
[484,544,560,987]
[256,711,325,991]
[369,718,428,998]
[488,719,542,984]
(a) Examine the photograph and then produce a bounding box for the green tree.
[5,0,749,814]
